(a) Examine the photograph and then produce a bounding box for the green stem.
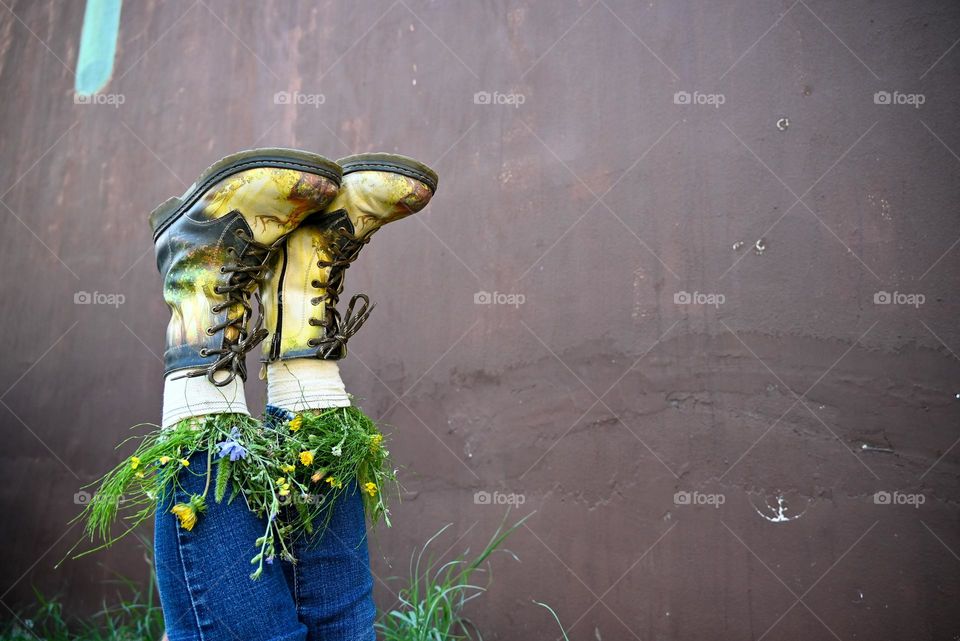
[201,441,214,499]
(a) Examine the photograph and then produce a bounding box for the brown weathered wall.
[1,1,959,638]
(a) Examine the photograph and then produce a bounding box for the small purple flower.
[265,555,275,565]
[216,426,247,461]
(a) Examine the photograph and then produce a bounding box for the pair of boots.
[150,149,438,425]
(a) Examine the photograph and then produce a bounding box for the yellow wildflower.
[325,476,343,489]
[276,476,286,485]
[159,456,171,465]
[363,482,378,497]
[130,456,141,470]
[280,463,296,473]
[369,434,383,452]
[288,416,303,432]
[299,451,315,466]
[279,487,290,497]
[171,504,198,531]
[135,471,145,479]
[180,458,190,467]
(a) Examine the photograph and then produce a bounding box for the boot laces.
[178,227,282,387]
[306,224,375,358]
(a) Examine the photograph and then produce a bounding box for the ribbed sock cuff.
[161,371,250,428]
[266,359,351,413]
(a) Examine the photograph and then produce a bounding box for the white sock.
[161,370,250,428]
[266,359,351,413]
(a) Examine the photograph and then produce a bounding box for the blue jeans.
[154,408,376,641]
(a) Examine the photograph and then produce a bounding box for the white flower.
[331,445,342,457]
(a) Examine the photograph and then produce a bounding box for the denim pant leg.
[281,479,377,641]
[155,448,307,641]
[266,406,376,641]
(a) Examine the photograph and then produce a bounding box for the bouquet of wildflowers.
[67,406,397,579]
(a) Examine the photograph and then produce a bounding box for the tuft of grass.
[2,537,164,641]
[376,510,569,641]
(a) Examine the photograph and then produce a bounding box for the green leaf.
[215,458,231,503]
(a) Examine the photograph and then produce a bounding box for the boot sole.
[337,153,439,193]
[149,148,342,241]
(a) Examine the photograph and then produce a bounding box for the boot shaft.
[262,211,358,361]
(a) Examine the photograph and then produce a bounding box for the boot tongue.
[301,208,355,235]
[322,209,367,255]
[325,208,354,234]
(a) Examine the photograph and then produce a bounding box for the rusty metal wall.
[2,1,959,638]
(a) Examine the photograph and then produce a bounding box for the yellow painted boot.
[148,148,341,388]
[262,153,438,364]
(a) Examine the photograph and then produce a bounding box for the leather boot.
[261,153,438,363]
[148,148,341,386]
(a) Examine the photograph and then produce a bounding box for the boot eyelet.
[199,348,209,357]
[205,327,216,336]
[311,280,321,288]
[307,339,318,347]
[219,266,227,273]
